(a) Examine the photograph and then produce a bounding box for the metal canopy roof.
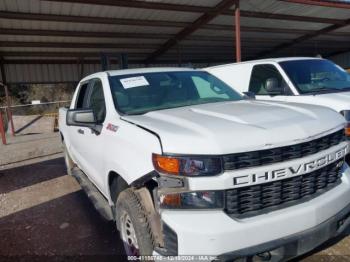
[0,0,349,83]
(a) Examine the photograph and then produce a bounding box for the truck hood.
[293,91,350,112]
[122,101,345,155]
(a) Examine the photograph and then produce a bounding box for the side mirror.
[66,109,102,134]
[243,91,256,100]
[265,77,283,95]
[67,109,96,126]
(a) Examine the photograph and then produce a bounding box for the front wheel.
[116,188,154,257]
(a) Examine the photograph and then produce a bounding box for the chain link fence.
[0,101,70,134]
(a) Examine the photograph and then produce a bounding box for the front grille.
[223,129,345,170]
[225,160,344,218]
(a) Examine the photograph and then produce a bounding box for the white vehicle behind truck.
[206,57,350,136]
[59,67,350,261]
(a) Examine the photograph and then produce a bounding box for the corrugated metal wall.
[5,64,79,84]
[1,56,347,84]
[1,62,214,84]
[329,52,350,69]
[2,63,139,84]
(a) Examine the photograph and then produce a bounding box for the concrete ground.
[0,157,125,261]
[0,113,60,169]
[0,157,350,261]
[0,133,62,169]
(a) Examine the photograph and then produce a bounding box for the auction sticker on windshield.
[120,76,149,89]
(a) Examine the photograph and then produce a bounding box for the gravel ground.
[0,157,350,262]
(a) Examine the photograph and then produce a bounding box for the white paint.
[162,165,350,255]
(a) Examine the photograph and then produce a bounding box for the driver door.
[76,78,107,191]
[67,81,91,170]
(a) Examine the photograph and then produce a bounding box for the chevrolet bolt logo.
[233,146,347,187]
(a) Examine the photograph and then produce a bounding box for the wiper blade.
[306,87,343,95]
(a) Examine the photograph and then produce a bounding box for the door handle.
[77,129,84,134]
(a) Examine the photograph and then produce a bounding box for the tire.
[116,188,154,257]
[63,142,75,176]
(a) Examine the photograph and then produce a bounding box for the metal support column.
[0,110,6,145]
[177,41,182,67]
[3,85,15,136]
[0,59,15,136]
[77,57,84,79]
[100,53,109,71]
[235,0,242,62]
[119,54,129,69]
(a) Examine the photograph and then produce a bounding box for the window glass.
[88,79,106,124]
[248,64,286,95]
[279,59,350,94]
[75,83,89,109]
[192,76,229,99]
[109,71,242,115]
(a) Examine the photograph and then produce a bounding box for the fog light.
[159,191,224,209]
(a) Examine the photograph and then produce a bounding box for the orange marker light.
[345,123,350,137]
[161,194,181,207]
[152,154,180,175]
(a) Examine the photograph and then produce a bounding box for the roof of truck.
[80,67,198,82]
[107,67,196,76]
[207,57,324,70]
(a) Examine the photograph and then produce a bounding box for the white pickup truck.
[59,67,350,261]
[206,57,350,136]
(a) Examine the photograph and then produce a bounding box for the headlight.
[152,153,222,176]
[159,191,224,209]
[340,110,350,137]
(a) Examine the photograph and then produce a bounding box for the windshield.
[279,59,350,94]
[109,71,243,115]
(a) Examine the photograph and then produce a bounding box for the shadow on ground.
[0,158,65,193]
[0,158,125,262]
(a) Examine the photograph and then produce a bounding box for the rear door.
[248,64,292,102]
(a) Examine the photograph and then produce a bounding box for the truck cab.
[206,58,350,130]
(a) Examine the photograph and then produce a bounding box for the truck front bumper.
[218,202,350,261]
[159,166,350,260]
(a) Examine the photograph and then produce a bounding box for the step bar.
[71,167,114,221]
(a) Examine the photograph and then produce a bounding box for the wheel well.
[109,172,129,204]
[108,171,158,204]
[110,172,162,246]
[143,179,158,196]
